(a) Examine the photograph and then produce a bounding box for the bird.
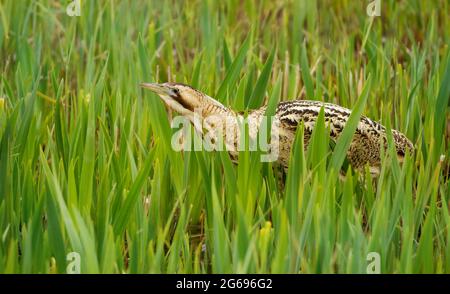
[140,82,414,175]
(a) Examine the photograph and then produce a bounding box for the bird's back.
[266,100,413,172]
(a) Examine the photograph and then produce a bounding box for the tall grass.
[0,0,449,273]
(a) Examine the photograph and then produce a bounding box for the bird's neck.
[199,100,267,140]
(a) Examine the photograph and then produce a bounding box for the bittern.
[140,82,414,175]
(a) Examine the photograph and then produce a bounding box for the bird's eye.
[172,88,180,95]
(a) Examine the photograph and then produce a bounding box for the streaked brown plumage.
[140,82,414,174]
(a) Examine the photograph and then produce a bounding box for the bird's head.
[140,82,229,118]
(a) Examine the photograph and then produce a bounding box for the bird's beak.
[139,83,171,96]
[140,82,193,115]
